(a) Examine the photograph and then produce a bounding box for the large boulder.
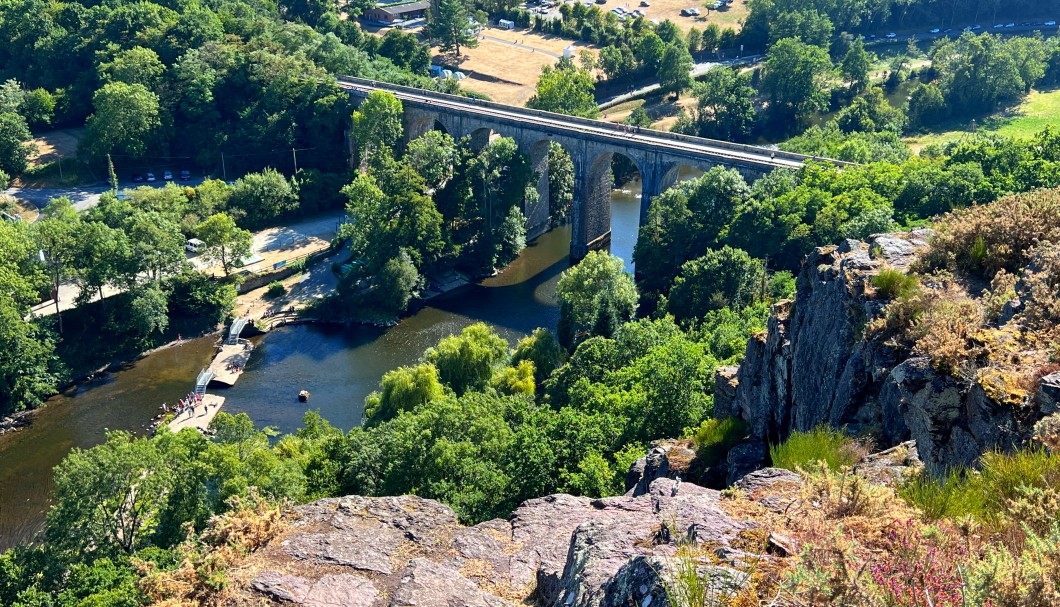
[226,480,758,607]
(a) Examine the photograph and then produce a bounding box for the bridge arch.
[572,149,647,261]
[520,137,553,240]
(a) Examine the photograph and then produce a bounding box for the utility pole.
[221,152,227,181]
[58,154,64,181]
[292,148,299,174]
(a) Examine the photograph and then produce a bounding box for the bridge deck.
[337,77,843,171]
[167,394,225,433]
[206,343,253,387]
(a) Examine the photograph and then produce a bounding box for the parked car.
[639,1,649,5]
[132,173,144,183]
[180,170,191,181]
[163,170,173,181]
[886,32,897,38]
[146,172,157,182]
[1046,20,1058,26]
[185,238,204,253]
[930,28,940,33]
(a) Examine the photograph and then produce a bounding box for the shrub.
[898,448,1060,529]
[898,470,982,521]
[871,268,920,299]
[918,189,1060,278]
[691,418,747,465]
[769,426,861,471]
[265,282,286,298]
[911,296,984,376]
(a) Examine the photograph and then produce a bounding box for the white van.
[185,238,204,253]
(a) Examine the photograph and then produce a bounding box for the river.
[0,190,647,550]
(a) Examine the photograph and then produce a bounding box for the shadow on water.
[215,225,573,437]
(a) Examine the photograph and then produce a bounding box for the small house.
[363,1,431,25]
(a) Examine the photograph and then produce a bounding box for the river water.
[0,191,646,550]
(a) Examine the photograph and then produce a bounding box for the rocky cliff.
[714,232,1060,478]
[221,477,784,607]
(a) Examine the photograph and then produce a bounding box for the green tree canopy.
[761,37,834,129]
[526,60,599,118]
[428,0,479,57]
[196,212,252,277]
[81,82,161,160]
[665,246,766,322]
[556,250,638,348]
[351,90,403,165]
[423,322,509,395]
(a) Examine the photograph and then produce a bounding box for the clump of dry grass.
[136,494,286,606]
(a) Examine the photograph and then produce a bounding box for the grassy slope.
[904,87,1060,150]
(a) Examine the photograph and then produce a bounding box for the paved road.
[338,76,829,170]
[3,177,211,215]
[598,55,763,110]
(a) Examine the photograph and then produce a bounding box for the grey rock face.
[890,358,1027,476]
[625,442,697,497]
[238,482,755,607]
[716,231,1049,476]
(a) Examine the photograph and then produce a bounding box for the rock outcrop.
[227,480,760,607]
[714,231,1053,476]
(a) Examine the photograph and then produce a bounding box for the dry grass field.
[436,27,599,104]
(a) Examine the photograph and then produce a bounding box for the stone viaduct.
[338,76,846,259]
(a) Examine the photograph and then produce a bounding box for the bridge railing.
[335,75,855,168]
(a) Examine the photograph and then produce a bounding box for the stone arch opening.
[466,127,498,151]
[522,138,553,241]
[573,150,643,265]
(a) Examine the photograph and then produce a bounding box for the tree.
[80,82,161,160]
[196,212,252,277]
[34,197,81,333]
[229,168,299,228]
[906,82,948,130]
[351,90,403,166]
[598,45,637,82]
[71,220,130,306]
[0,297,58,413]
[511,327,566,388]
[769,9,833,49]
[840,39,871,94]
[20,88,55,130]
[635,166,750,285]
[428,0,478,57]
[665,246,765,322]
[683,67,756,142]
[46,431,171,554]
[548,142,574,223]
[658,41,694,95]
[378,29,431,74]
[556,251,638,348]
[126,211,186,281]
[0,112,31,175]
[423,322,509,395]
[365,249,423,316]
[98,47,166,89]
[364,362,445,424]
[129,284,169,337]
[761,37,834,129]
[634,32,666,72]
[406,130,457,189]
[526,61,599,118]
